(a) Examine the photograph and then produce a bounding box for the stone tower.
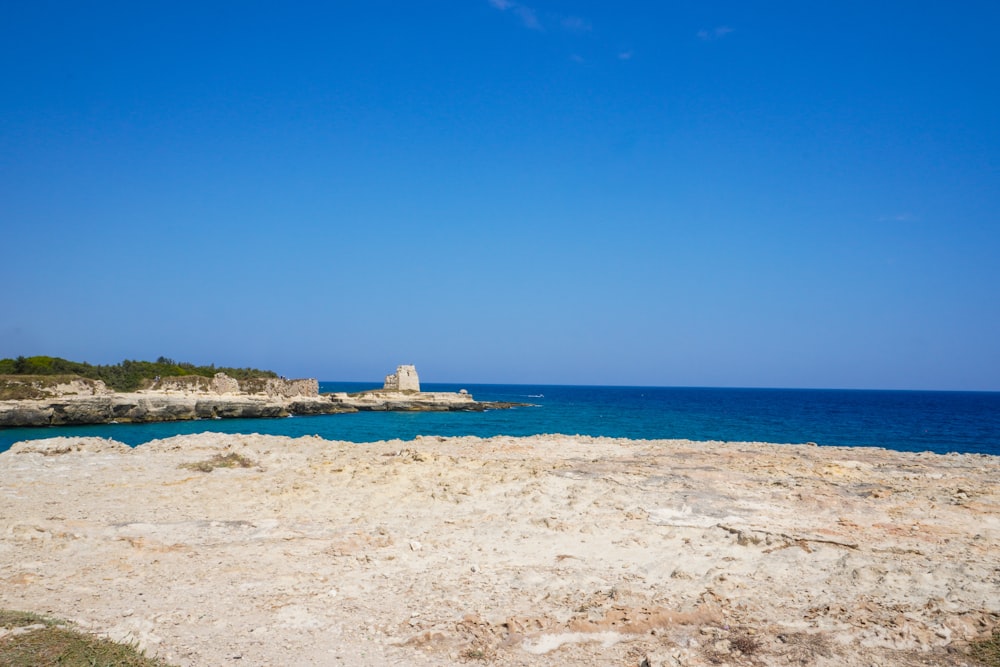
[383,365,420,392]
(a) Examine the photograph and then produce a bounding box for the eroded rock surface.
[1,434,997,666]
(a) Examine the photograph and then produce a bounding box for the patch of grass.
[0,610,57,629]
[180,452,256,473]
[0,378,69,400]
[0,625,172,666]
[0,385,43,400]
[777,631,834,664]
[970,630,1000,667]
[730,630,761,655]
[701,626,763,664]
[460,646,492,662]
[0,610,173,667]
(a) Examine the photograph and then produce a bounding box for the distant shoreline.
[2,385,997,457]
[0,373,528,429]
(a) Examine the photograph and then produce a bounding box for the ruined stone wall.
[383,365,420,392]
[156,374,317,397]
[262,377,318,398]
[236,377,319,397]
[156,376,213,393]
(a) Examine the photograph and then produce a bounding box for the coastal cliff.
[0,371,524,427]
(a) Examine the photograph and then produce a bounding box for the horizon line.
[316,380,1000,394]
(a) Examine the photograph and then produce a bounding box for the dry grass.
[460,646,490,662]
[179,452,256,473]
[700,625,764,664]
[0,610,172,667]
[0,375,106,400]
[970,630,1000,667]
[0,610,56,629]
[775,631,835,664]
[730,630,762,656]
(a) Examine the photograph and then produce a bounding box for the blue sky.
[2,1,998,390]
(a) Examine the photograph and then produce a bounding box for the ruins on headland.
[0,364,530,426]
[383,364,420,392]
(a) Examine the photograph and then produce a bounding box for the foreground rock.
[1,434,996,666]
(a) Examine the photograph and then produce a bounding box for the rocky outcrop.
[332,390,473,411]
[0,373,526,426]
[328,390,526,412]
[0,395,291,426]
[0,373,330,426]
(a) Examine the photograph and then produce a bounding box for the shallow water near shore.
[2,384,998,455]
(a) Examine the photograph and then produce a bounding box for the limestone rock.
[2,434,994,666]
[0,369,528,426]
[210,372,240,394]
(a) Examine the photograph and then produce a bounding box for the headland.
[0,365,525,427]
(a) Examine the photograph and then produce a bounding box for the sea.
[1,384,998,456]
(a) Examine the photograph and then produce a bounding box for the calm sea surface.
[1,384,998,456]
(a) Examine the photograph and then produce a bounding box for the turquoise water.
[1,384,998,456]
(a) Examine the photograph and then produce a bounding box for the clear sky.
[2,2,998,390]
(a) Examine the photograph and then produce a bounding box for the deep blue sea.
[1,384,998,456]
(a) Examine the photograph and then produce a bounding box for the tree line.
[0,356,278,392]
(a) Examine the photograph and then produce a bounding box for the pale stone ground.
[1,433,997,666]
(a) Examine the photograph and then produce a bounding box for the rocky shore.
[0,374,525,427]
[1,433,997,666]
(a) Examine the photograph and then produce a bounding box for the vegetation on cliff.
[0,356,277,393]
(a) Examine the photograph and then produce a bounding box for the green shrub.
[0,356,278,393]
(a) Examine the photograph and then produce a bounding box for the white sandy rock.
[0,433,997,666]
[6,436,132,455]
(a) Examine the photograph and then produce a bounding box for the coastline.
[1,433,997,666]
[0,376,526,428]
[4,383,998,456]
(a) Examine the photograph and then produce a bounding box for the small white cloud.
[561,16,591,32]
[570,53,586,64]
[488,0,542,30]
[878,213,918,223]
[515,6,541,30]
[698,25,733,40]
[489,1,597,35]
[617,50,633,60]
